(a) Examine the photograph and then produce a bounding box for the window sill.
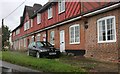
[58,10,65,15]
[69,42,80,45]
[98,40,116,43]
[37,23,41,25]
[48,16,53,20]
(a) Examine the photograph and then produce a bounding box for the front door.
[60,30,65,52]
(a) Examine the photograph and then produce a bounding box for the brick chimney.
[20,16,23,24]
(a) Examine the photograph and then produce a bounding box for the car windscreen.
[36,41,53,47]
[41,42,53,47]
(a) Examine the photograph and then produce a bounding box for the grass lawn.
[1,51,86,72]
[59,56,119,72]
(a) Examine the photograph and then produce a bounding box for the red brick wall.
[85,9,119,61]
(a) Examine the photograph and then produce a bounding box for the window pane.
[70,27,74,43]
[99,20,106,41]
[37,14,41,24]
[50,31,54,45]
[61,0,65,11]
[75,26,80,42]
[107,18,115,41]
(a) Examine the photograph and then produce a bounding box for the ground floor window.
[69,24,80,44]
[97,16,116,43]
[50,31,55,45]
[36,34,41,41]
[31,36,34,43]
[43,34,46,41]
[24,38,26,47]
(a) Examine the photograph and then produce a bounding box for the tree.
[2,24,11,49]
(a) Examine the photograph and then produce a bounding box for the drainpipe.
[46,30,48,43]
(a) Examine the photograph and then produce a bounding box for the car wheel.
[36,52,40,58]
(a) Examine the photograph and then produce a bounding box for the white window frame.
[16,29,20,35]
[31,36,34,43]
[69,24,80,44]
[24,21,30,31]
[26,21,30,30]
[58,0,65,14]
[97,16,116,43]
[37,14,41,24]
[48,7,53,19]
[50,31,55,45]
[24,23,26,31]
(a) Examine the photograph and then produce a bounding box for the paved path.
[0,60,40,72]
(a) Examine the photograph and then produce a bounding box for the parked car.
[27,41,61,58]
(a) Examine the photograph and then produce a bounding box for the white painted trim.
[70,42,80,45]
[97,16,117,43]
[37,14,41,24]
[48,7,53,19]
[69,24,80,44]
[13,3,120,41]
[58,0,65,14]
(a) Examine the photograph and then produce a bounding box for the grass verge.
[1,51,86,72]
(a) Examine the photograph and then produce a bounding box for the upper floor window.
[16,29,20,35]
[50,31,55,45]
[97,16,116,43]
[37,14,41,24]
[58,0,65,14]
[48,7,53,19]
[69,24,80,44]
[31,19,33,27]
[24,21,30,31]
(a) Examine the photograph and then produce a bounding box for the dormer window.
[58,0,65,14]
[37,13,41,24]
[48,7,52,19]
[24,21,30,31]
[16,29,20,35]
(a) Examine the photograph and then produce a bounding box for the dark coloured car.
[27,41,60,58]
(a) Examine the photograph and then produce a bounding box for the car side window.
[36,42,44,48]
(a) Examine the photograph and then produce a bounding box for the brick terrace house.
[12,0,120,61]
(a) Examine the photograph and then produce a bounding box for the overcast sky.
[0,0,48,31]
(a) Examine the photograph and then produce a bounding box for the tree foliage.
[2,25,11,48]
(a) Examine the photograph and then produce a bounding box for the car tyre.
[36,52,40,58]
